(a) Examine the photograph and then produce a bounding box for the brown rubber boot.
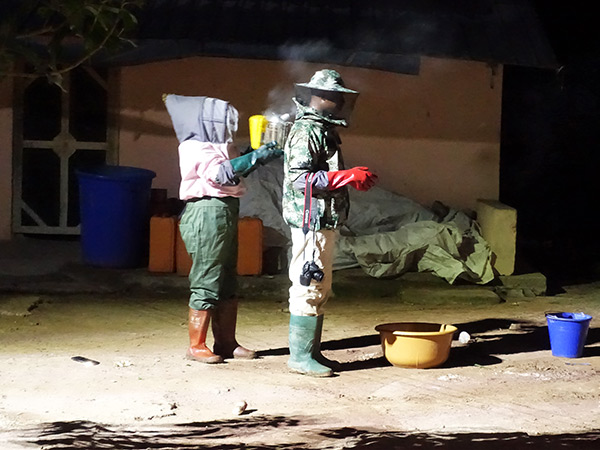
[186,308,224,364]
[212,299,257,360]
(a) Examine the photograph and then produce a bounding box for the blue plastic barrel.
[77,165,156,268]
[546,312,592,358]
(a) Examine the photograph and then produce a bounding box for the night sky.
[532,1,599,63]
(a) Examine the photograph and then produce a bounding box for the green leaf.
[0,0,143,82]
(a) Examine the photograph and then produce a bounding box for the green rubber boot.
[314,315,341,372]
[288,315,333,377]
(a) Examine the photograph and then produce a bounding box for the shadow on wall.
[19,417,600,449]
[117,112,176,140]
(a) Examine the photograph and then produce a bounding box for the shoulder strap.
[302,173,315,235]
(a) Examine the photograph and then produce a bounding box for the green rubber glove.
[230,141,283,177]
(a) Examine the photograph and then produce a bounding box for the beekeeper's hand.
[230,141,283,177]
[327,166,378,191]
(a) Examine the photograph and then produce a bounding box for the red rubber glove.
[327,166,378,191]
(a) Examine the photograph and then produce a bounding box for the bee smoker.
[263,113,293,149]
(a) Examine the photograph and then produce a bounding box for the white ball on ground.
[233,400,247,415]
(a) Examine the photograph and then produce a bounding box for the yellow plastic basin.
[375,322,457,369]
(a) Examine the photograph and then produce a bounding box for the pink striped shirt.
[178,140,247,200]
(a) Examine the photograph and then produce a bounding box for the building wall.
[0,56,502,239]
[0,78,13,240]
[118,56,502,211]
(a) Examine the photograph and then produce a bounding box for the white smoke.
[264,84,295,122]
[278,40,334,68]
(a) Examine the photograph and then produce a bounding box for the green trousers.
[178,197,239,310]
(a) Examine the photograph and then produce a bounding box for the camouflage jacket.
[282,100,350,230]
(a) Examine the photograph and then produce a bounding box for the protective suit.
[282,70,377,377]
[164,94,282,364]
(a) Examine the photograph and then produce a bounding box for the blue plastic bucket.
[546,312,592,358]
[77,165,156,268]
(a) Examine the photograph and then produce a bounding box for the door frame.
[11,67,119,235]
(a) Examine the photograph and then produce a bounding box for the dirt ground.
[0,268,599,449]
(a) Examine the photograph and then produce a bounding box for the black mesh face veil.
[200,97,225,143]
[294,69,359,123]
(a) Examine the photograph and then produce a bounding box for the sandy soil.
[0,271,599,449]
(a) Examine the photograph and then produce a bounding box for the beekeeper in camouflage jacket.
[282,69,378,377]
